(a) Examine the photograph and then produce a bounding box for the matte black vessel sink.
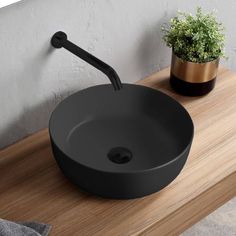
[49,32,194,199]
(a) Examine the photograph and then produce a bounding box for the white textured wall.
[0,0,235,148]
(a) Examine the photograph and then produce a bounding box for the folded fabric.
[0,219,51,236]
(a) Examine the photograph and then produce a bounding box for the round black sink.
[49,84,194,199]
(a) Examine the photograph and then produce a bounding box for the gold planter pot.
[170,53,219,96]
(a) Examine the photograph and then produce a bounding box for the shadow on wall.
[0,42,74,149]
[0,88,72,149]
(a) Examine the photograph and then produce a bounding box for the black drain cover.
[108,147,132,164]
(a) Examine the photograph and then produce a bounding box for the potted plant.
[162,7,226,96]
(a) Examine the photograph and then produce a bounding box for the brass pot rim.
[172,52,220,65]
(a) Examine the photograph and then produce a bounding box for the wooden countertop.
[0,67,236,236]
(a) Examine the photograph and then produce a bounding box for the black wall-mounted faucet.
[51,31,123,91]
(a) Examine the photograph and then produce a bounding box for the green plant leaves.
[162,7,226,63]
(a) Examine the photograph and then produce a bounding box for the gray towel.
[0,219,51,236]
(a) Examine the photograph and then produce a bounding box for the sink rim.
[49,83,194,175]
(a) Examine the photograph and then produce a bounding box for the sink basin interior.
[67,115,184,172]
[50,84,193,173]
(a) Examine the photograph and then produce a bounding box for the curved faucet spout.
[51,31,123,91]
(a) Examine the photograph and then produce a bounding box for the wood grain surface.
[0,67,236,236]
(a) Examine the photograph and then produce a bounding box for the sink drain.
[108,147,132,164]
